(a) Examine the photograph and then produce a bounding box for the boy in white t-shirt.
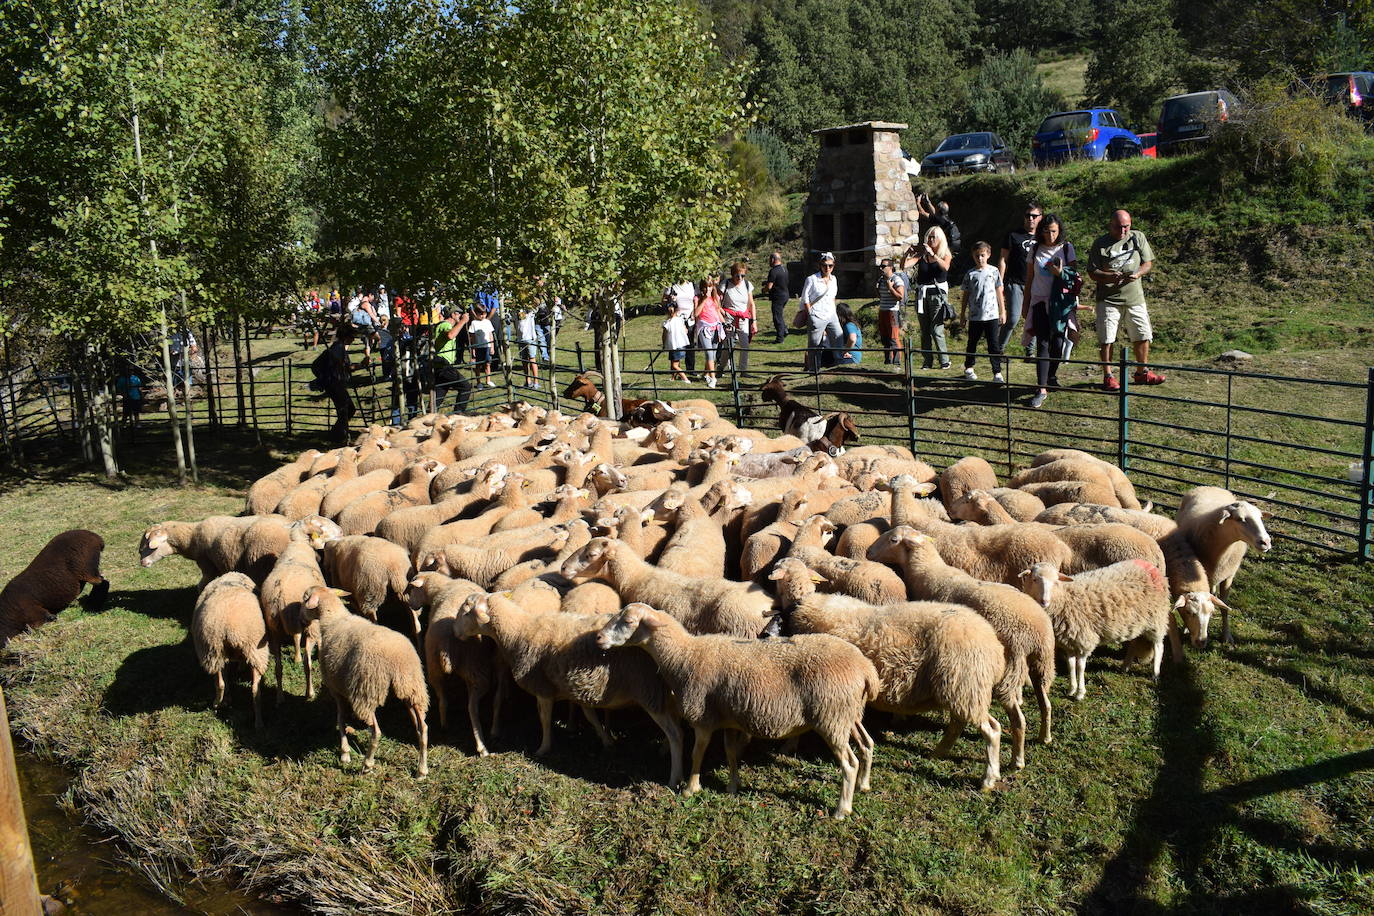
[662,301,690,382]
[959,241,1007,382]
[468,305,495,388]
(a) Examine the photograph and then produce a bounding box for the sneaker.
[1102,375,1121,391]
[1030,391,1047,409]
[530,382,541,390]
[940,362,952,370]
[963,368,977,381]
[706,375,717,389]
[993,372,1005,383]
[1133,369,1167,385]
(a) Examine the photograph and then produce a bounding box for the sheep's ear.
[1143,501,1154,513]
[1057,573,1074,583]
[410,576,426,589]
[1017,568,1032,580]
[1211,595,1232,610]
[914,482,938,496]
[303,589,320,609]
[1218,509,1232,523]
[1174,595,1187,609]
[329,588,351,597]
[766,566,787,581]
[639,509,656,523]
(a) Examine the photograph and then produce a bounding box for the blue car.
[1031,109,1143,165]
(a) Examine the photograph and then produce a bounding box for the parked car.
[1155,90,1238,156]
[920,132,1015,175]
[1135,131,1158,158]
[1312,72,1374,125]
[1031,109,1142,165]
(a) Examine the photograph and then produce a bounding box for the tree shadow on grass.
[1223,646,1374,728]
[1084,659,1374,914]
[107,587,198,623]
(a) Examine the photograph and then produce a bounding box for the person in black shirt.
[762,251,790,344]
[998,203,1042,358]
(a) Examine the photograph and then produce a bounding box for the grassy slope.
[1035,52,1089,108]
[3,148,1374,913]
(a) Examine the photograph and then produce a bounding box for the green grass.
[2,473,1373,914]
[1035,52,1090,108]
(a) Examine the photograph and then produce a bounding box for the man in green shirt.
[430,305,472,412]
[1088,209,1163,389]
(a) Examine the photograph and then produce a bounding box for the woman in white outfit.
[798,252,841,371]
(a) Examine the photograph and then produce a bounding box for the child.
[517,307,540,389]
[662,300,690,382]
[468,305,495,388]
[959,241,1006,382]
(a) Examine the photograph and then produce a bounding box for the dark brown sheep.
[0,529,108,646]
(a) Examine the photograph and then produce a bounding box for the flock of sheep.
[138,395,1273,819]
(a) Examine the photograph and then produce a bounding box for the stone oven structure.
[803,121,920,296]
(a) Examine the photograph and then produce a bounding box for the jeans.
[998,282,1025,353]
[964,319,1004,374]
[771,297,789,342]
[1036,331,1068,389]
[918,311,949,368]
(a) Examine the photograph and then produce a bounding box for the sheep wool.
[191,572,268,729]
[0,529,108,647]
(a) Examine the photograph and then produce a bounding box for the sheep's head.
[589,463,628,495]
[798,515,837,545]
[768,557,827,589]
[1016,562,1072,608]
[138,525,176,567]
[1174,592,1229,648]
[866,526,933,564]
[300,516,343,549]
[301,585,350,620]
[799,453,839,478]
[950,488,994,523]
[453,593,492,638]
[560,537,614,580]
[418,550,451,576]
[1219,501,1273,553]
[547,525,573,552]
[596,602,662,650]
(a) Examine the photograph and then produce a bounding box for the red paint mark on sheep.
[1130,557,1167,591]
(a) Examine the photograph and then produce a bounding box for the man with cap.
[798,252,841,371]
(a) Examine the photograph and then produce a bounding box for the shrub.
[1207,79,1366,195]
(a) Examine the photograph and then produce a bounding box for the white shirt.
[669,282,696,320]
[517,312,537,343]
[663,315,689,350]
[469,318,494,347]
[375,291,391,321]
[961,265,1003,322]
[801,272,838,324]
[720,280,753,334]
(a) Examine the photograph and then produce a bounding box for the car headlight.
[965,153,987,163]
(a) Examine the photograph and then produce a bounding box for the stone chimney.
[804,122,919,297]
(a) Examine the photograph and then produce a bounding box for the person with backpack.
[917,193,961,255]
[314,325,357,444]
[876,256,909,365]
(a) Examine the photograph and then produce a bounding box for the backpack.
[309,348,340,391]
[944,219,962,253]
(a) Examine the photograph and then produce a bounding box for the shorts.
[668,349,686,362]
[878,308,903,339]
[519,344,537,360]
[1096,302,1152,344]
[473,346,490,364]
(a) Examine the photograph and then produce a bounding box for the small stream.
[18,750,301,916]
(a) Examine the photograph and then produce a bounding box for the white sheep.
[1034,502,1176,540]
[560,537,773,638]
[191,572,268,729]
[939,455,999,508]
[596,603,879,819]
[260,515,343,702]
[1016,559,1182,700]
[768,559,1005,790]
[302,586,429,776]
[454,593,685,787]
[1169,486,1273,644]
[320,535,415,641]
[785,516,908,605]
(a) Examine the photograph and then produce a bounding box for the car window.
[1161,94,1218,125]
[1355,74,1374,95]
[936,134,991,151]
[1323,76,1352,104]
[991,134,1004,148]
[1099,111,1119,127]
[1038,112,1090,133]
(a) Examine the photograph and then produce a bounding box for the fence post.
[1004,351,1013,478]
[1224,371,1234,490]
[729,343,744,428]
[575,341,584,374]
[1117,349,1130,472]
[1360,366,1374,561]
[648,350,660,403]
[0,686,45,916]
[905,344,917,456]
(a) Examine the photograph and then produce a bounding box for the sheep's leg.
[270,636,285,706]
[723,729,746,794]
[852,721,875,792]
[821,730,859,820]
[411,703,429,778]
[979,715,1003,791]
[1167,614,1184,664]
[931,718,964,759]
[1220,591,1235,645]
[213,671,226,709]
[1075,655,1090,701]
[410,610,422,654]
[250,667,264,730]
[581,705,614,748]
[303,636,315,700]
[535,696,555,756]
[646,709,684,789]
[1149,633,1166,682]
[467,689,489,757]
[291,631,302,664]
[1032,673,1053,746]
[489,675,507,737]
[1003,700,1026,770]
[685,726,713,796]
[336,696,353,765]
[363,715,381,771]
[1066,655,1081,700]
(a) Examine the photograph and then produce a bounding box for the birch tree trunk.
[179,297,198,483]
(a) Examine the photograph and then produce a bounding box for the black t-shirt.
[1002,230,1036,285]
[765,264,789,303]
[916,257,948,285]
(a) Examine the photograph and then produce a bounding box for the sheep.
[422,524,574,589]
[374,462,509,561]
[237,515,295,584]
[785,516,908,605]
[654,491,728,579]
[190,572,268,729]
[335,459,444,536]
[260,516,342,702]
[407,573,503,755]
[1166,486,1273,644]
[768,559,1004,789]
[740,491,814,582]
[596,603,877,818]
[319,467,401,520]
[831,474,941,559]
[951,488,1047,525]
[490,484,591,534]
[413,473,536,562]
[592,505,667,560]
[320,535,415,640]
[1034,502,1176,540]
[730,445,811,478]
[1016,479,1122,508]
[561,538,773,638]
[873,513,1074,587]
[867,527,1056,764]
[0,529,108,647]
[301,585,429,776]
[1016,559,1182,700]
[455,594,685,785]
[140,515,278,588]
[1051,523,1167,574]
[273,468,336,521]
[1027,449,1141,509]
[834,446,937,486]
[244,449,323,515]
[939,456,999,508]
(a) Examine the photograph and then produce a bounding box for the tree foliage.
[957,49,1061,158]
[1084,0,1184,124]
